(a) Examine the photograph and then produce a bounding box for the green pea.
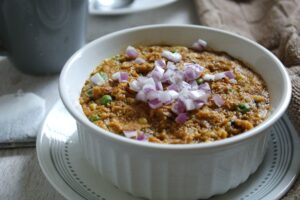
[100,95,112,106]
[196,78,204,84]
[237,103,251,113]
[228,88,235,93]
[88,114,100,122]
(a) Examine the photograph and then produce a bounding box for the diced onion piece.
[225,71,235,79]
[213,95,225,107]
[181,98,195,111]
[183,63,204,73]
[171,100,186,114]
[162,50,182,63]
[166,90,179,100]
[136,91,147,102]
[167,83,180,92]
[162,68,175,83]
[120,72,129,82]
[170,71,185,84]
[190,80,199,90]
[203,74,215,81]
[156,81,163,91]
[148,65,165,81]
[112,72,129,82]
[143,83,156,94]
[175,113,189,123]
[184,67,200,81]
[167,61,177,70]
[134,57,146,64]
[90,73,105,85]
[155,59,166,68]
[198,82,211,91]
[192,39,207,52]
[124,130,138,138]
[159,91,173,104]
[214,72,226,80]
[189,90,207,100]
[137,133,148,141]
[126,46,138,59]
[148,98,163,109]
[129,80,140,92]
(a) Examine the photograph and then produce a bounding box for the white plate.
[37,101,300,200]
[88,0,177,15]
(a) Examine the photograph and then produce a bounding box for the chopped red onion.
[136,91,147,102]
[129,80,140,92]
[181,98,196,111]
[194,101,204,109]
[213,95,225,107]
[198,82,211,93]
[112,72,129,82]
[170,71,185,84]
[155,81,163,91]
[203,74,215,81]
[183,63,204,73]
[162,50,182,63]
[143,83,156,94]
[148,65,165,81]
[175,113,189,123]
[120,72,129,82]
[162,68,175,83]
[190,80,199,90]
[137,133,148,141]
[167,83,180,92]
[159,91,173,104]
[126,46,138,59]
[179,81,192,91]
[124,130,138,138]
[171,100,186,114]
[224,71,235,79]
[189,90,207,100]
[192,39,207,52]
[146,90,160,101]
[166,90,179,100]
[167,61,177,70]
[148,98,163,109]
[155,59,166,68]
[134,57,146,64]
[184,67,200,81]
[214,72,226,80]
[140,77,156,89]
[90,73,105,85]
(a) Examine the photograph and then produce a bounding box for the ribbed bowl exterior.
[77,123,270,200]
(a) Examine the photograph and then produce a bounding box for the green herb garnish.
[237,103,251,113]
[88,114,100,122]
[85,89,93,98]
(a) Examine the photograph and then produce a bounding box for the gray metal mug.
[0,0,87,75]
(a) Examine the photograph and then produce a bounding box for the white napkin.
[0,91,45,145]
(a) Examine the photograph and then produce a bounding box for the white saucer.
[37,101,300,200]
[88,0,177,15]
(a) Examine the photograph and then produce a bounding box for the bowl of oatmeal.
[59,25,291,200]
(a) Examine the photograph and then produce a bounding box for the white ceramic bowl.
[59,25,291,200]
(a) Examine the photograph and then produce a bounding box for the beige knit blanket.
[194,0,300,199]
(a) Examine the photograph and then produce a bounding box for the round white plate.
[88,0,177,15]
[37,101,300,200]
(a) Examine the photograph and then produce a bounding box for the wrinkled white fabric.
[0,91,45,143]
